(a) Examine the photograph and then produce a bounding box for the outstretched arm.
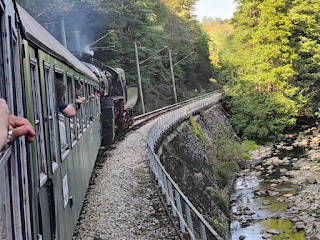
[61,105,76,118]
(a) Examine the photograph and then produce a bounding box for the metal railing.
[147,91,223,240]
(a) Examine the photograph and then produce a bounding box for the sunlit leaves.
[222,0,320,139]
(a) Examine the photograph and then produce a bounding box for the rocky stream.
[231,122,320,240]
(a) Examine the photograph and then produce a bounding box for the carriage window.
[55,71,69,156]
[44,64,58,171]
[81,80,86,131]
[97,85,101,116]
[94,85,98,117]
[75,78,82,137]
[90,84,94,121]
[85,82,90,126]
[0,10,10,240]
[30,59,47,185]
[67,75,76,143]
[93,85,97,119]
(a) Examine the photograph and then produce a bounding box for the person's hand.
[76,97,86,104]
[0,98,9,149]
[9,115,35,144]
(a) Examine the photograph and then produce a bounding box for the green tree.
[18,0,218,111]
[221,0,320,139]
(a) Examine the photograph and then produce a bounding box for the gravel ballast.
[73,121,179,239]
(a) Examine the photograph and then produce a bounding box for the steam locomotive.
[0,1,137,239]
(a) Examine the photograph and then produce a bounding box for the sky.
[195,0,237,22]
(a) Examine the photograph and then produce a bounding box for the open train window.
[90,84,93,122]
[96,84,101,116]
[0,8,12,240]
[94,84,99,118]
[54,69,70,160]
[44,62,58,172]
[75,77,82,138]
[30,57,48,186]
[85,81,90,127]
[67,74,76,145]
[93,85,97,119]
[80,79,87,132]
[12,25,32,238]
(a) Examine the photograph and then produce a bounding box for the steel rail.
[133,89,223,122]
[147,90,224,240]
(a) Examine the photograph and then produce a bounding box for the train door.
[0,1,30,240]
[41,61,59,240]
[28,55,52,240]
[10,15,33,240]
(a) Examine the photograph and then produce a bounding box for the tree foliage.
[17,0,218,112]
[215,0,320,139]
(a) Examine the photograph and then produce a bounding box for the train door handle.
[69,196,73,207]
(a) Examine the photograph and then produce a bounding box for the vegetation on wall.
[185,115,210,145]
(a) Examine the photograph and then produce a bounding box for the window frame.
[79,78,87,133]
[75,76,82,139]
[66,72,76,147]
[30,56,48,187]
[43,61,59,173]
[54,67,70,161]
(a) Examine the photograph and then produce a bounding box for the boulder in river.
[283,193,293,198]
[306,177,317,184]
[295,221,306,231]
[268,191,280,197]
[262,233,273,239]
[267,229,280,235]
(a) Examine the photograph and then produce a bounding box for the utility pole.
[134,41,145,114]
[169,50,178,104]
[74,29,82,57]
[61,18,67,48]
[169,51,194,104]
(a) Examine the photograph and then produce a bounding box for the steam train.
[0,1,137,239]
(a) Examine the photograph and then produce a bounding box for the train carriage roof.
[17,5,98,82]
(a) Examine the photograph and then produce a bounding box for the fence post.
[159,169,165,194]
[200,222,207,240]
[175,190,186,233]
[168,181,176,217]
[163,174,170,205]
[185,203,194,236]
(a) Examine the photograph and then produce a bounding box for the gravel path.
[73,121,179,240]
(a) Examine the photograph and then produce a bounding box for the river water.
[230,144,307,239]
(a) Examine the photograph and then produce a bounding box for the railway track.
[132,90,223,129]
[92,90,223,238]
[99,90,223,154]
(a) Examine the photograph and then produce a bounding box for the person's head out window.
[55,80,75,118]
[55,80,66,103]
[75,81,86,109]
[75,81,83,97]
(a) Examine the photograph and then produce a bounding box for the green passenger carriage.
[0,1,137,239]
[18,4,102,239]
